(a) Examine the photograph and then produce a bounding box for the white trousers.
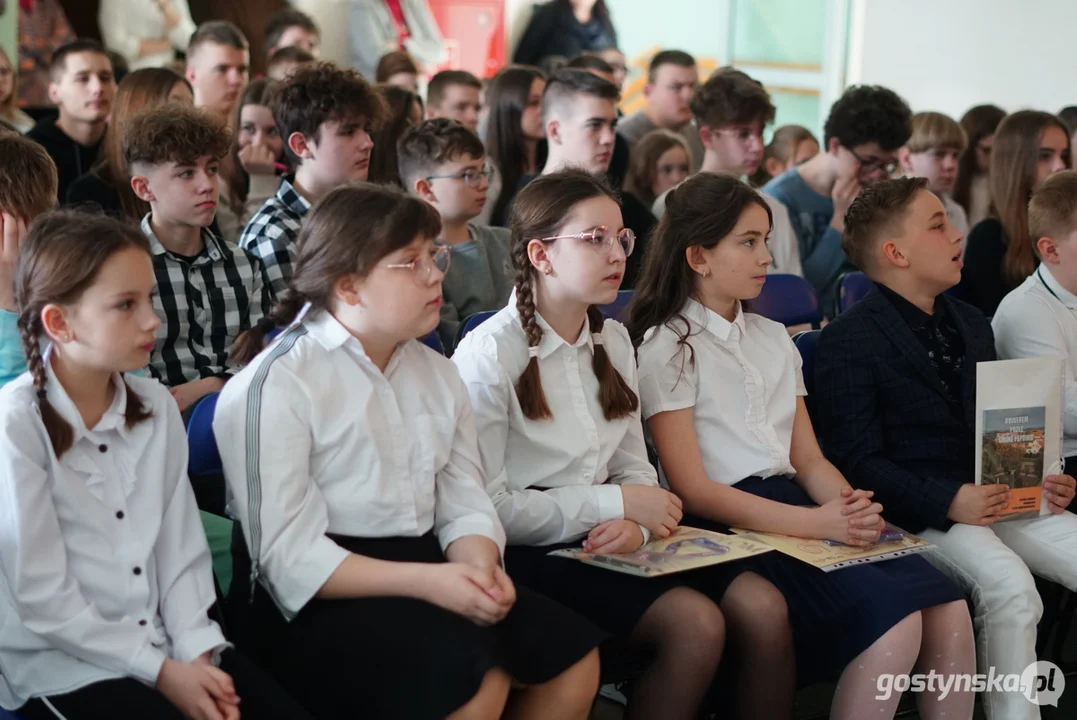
[919,510,1077,720]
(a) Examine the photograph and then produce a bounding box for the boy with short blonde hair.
[899,111,969,235]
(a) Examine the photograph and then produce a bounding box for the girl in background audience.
[485,66,547,226]
[219,183,602,720]
[375,50,421,93]
[453,169,797,720]
[623,128,691,209]
[627,173,976,720]
[66,67,192,217]
[959,110,1070,315]
[217,78,284,243]
[367,84,424,187]
[0,47,35,133]
[750,124,818,188]
[954,104,1006,226]
[0,212,311,720]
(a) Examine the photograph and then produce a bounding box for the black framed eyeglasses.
[425,166,494,189]
[846,146,898,175]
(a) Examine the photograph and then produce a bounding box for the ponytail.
[587,305,638,420]
[230,289,307,365]
[513,241,552,421]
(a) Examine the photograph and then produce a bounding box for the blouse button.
[133,566,142,576]
[98,444,108,453]
[139,619,147,626]
[116,511,125,519]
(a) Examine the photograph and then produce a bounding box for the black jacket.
[512,1,617,66]
[28,119,103,206]
[814,288,996,533]
[66,168,125,218]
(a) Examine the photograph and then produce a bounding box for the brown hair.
[124,103,231,170]
[90,68,191,221]
[274,62,387,165]
[991,111,1071,287]
[0,135,58,221]
[750,124,817,187]
[646,50,695,83]
[623,128,689,207]
[48,40,110,83]
[906,111,967,154]
[1029,170,1077,250]
[953,104,1006,215]
[841,176,928,273]
[267,46,315,79]
[397,117,486,189]
[367,84,423,187]
[16,212,153,459]
[625,174,772,355]
[689,67,774,130]
[265,7,319,52]
[484,66,546,225]
[375,51,419,83]
[541,68,619,124]
[427,70,482,109]
[187,21,249,58]
[231,183,442,364]
[220,78,279,213]
[508,168,637,421]
[0,46,22,119]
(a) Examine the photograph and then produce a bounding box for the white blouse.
[637,299,805,485]
[99,0,197,71]
[0,364,226,709]
[214,307,505,620]
[452,297,659,547]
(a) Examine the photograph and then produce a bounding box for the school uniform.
[635,299,965,683]
[452,297,758,643]
[214,306,603,720]
[0,359,310,719]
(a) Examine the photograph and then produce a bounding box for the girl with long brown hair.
[958,110,1070,315]
[218,182,602,720]
[452,168,796,720]
[953,104,1006,226]
[367,83,424,187]
[0,211,311,720]
[217,78,284,243]
[484,66,546,226]
[66,67,192,218]
[0,46,35,133]
[623,128,691,209]
[628,172,975,719]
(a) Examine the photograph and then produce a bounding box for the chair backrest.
[420,331,445,355]
[750,274,823,327]
[839,271,874,313]
[457,311,497,344]
[794,329,821,398]
[598,290,633,322]
[186,392,223,477]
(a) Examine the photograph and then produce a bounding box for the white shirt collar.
[507,289,597,360]
[1037,263,1077,310]
[682,298,747,342]
[43,348,130,442]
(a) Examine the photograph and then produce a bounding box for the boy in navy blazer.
[815,177,1077,720]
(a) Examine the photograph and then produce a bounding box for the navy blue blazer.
[813,287,996,533]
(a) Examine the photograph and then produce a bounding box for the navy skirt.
[686,476,965,685]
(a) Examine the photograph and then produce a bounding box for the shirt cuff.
[439,516,507,556]
[638,524,651,545]
[596,484,626,524]
[172,624,231,665]
[128,640,169,686]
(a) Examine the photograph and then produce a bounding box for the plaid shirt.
[238,176,311,300]
[142,216,273,386]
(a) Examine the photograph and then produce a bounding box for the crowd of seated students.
[2,6,1077,719]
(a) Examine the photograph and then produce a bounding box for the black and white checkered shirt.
[238,176,311,300]
[142,215,273,386]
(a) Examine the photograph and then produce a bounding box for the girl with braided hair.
[0,211,311,720]
[219,181,603,720]
[452,168,796,720]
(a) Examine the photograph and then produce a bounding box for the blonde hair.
[906,111,967,154]
[0,47,19,118]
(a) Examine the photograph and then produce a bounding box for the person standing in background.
[16,0,75,107]
[349,0,446,82]
[98,0,197,72]
[512,0,617,68]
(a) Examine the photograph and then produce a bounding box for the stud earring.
[701,269,711,278]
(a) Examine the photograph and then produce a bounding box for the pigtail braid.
[588,305,638,420]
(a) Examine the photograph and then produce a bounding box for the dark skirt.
[687,475,966,685]
[232,533,605,720]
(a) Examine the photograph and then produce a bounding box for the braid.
[588,305,638,420]
[513,244,552,420]
[231,288,308,365]
[18,312,74,458]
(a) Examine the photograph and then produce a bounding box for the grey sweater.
[439,224,515,352]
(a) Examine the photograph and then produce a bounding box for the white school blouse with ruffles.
[636,299,805,485]
[213,306,505,620]
[452,294,659,547]
[0,364,227,710]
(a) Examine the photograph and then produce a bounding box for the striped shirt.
[142,215,272,386]
[238,176,312,300]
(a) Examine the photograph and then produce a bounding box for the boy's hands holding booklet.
[1044,474,1077,513]
[948,483,1010,525]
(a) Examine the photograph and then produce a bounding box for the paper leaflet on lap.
[729,525,934,572]
[974,357,1064,521]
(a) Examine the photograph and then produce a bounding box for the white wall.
[848,0,1077,119]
